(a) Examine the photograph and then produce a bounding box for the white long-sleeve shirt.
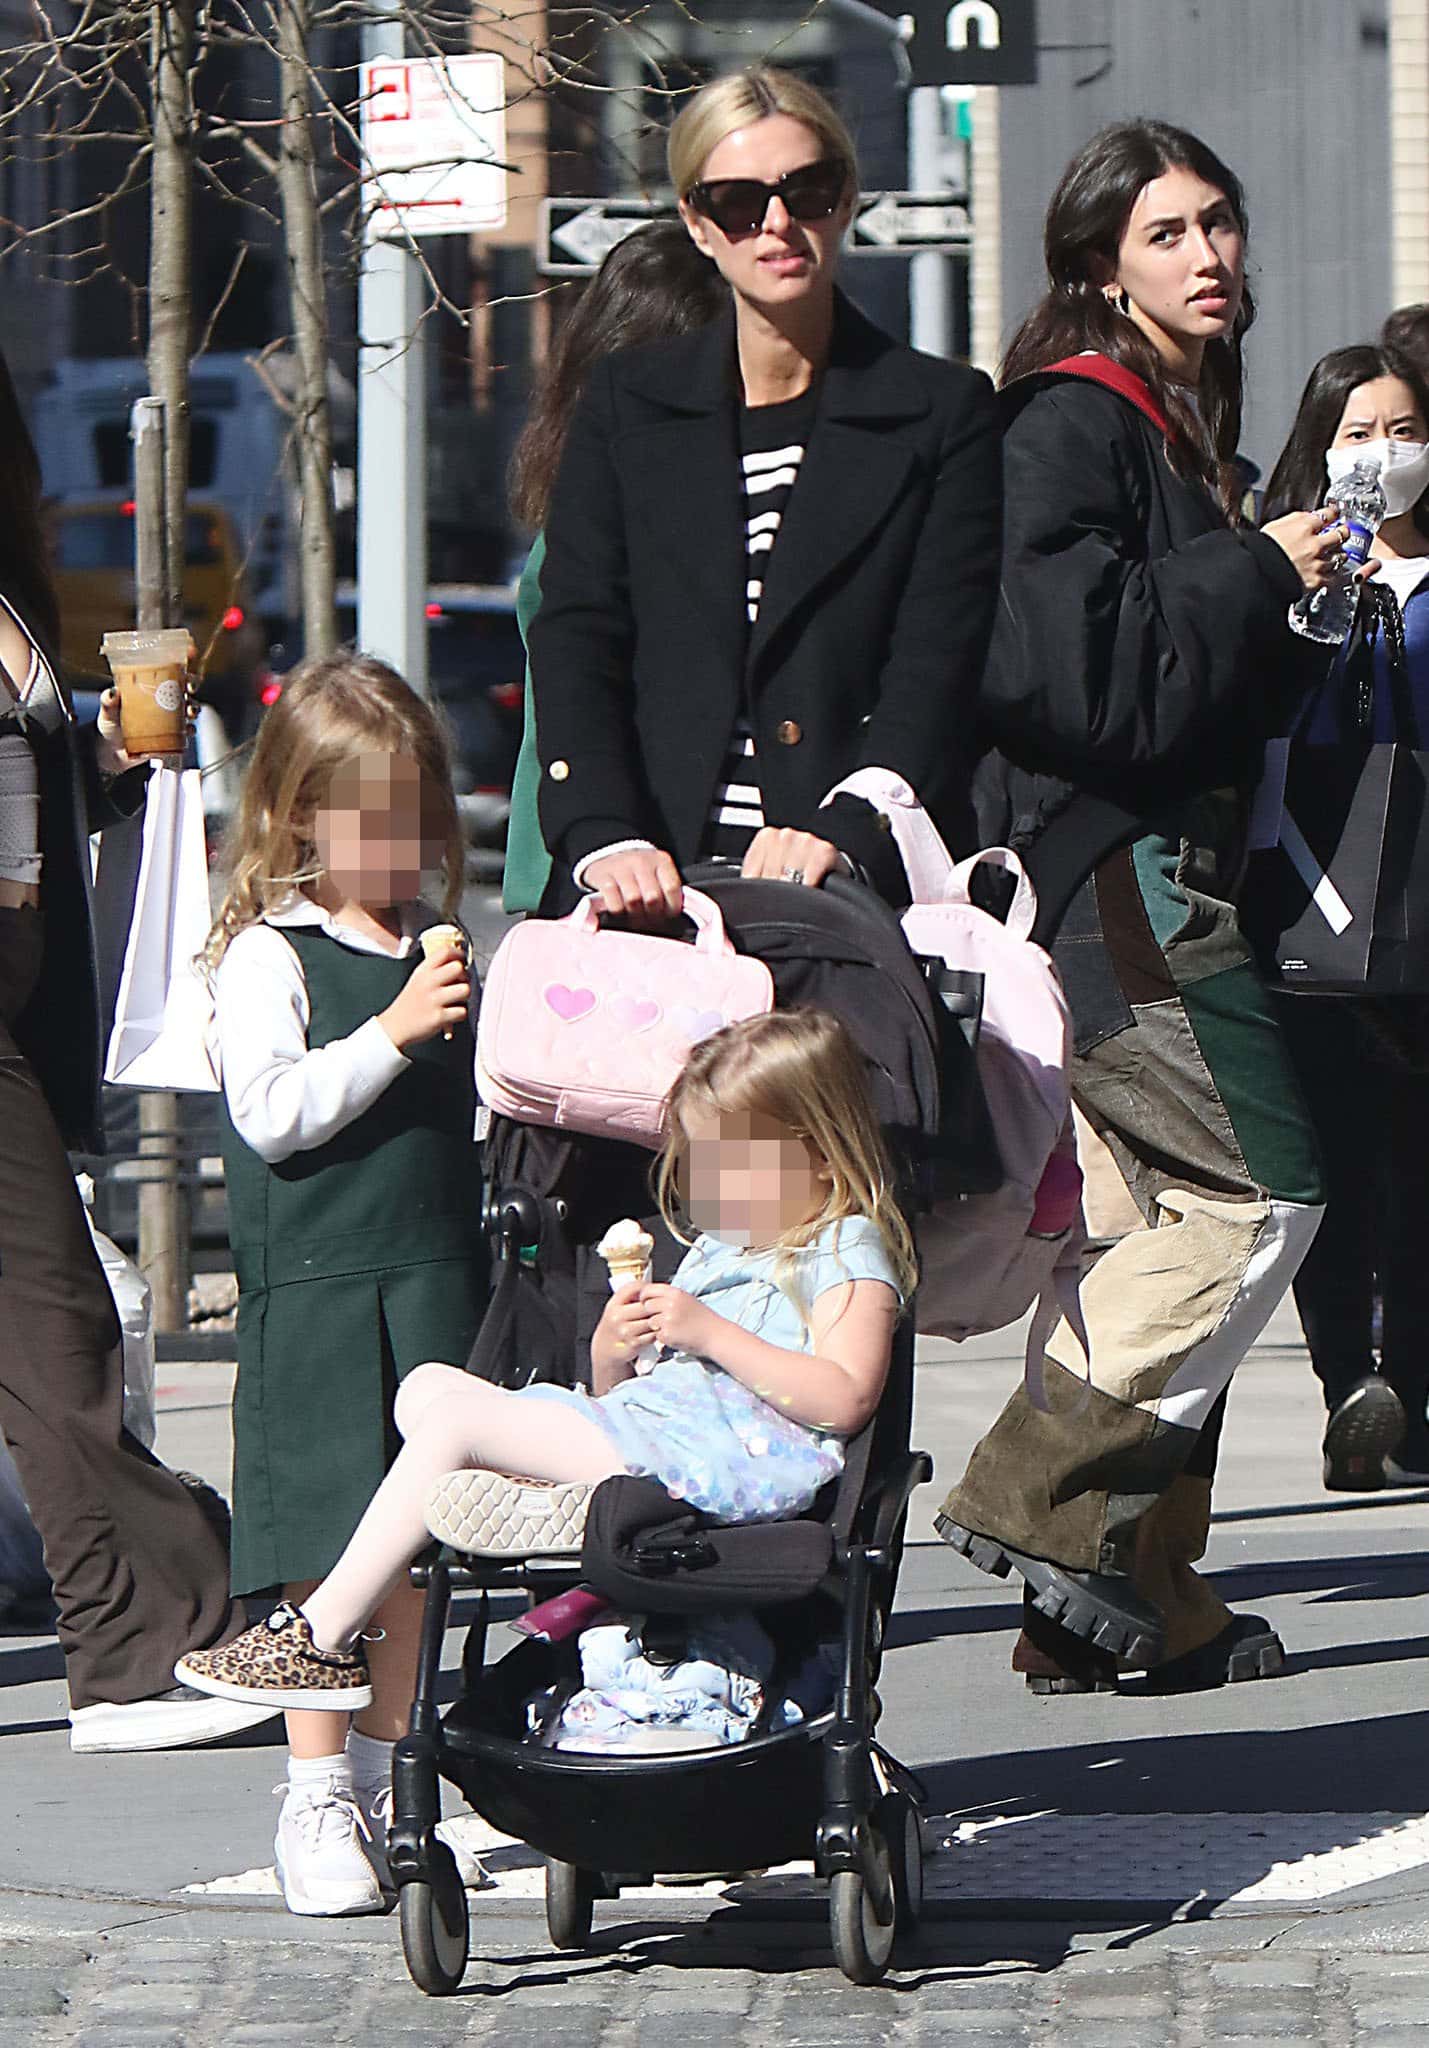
[213,897,440,1165]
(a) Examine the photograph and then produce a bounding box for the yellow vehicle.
[49,496,264,734]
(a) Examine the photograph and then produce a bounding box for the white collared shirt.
[213,896,445,1165]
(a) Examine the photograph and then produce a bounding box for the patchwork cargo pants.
[942,803,1325,1659]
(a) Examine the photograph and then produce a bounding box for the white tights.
[301,1364,626,1652]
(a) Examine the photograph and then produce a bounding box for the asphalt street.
[4,1291,1429,2040]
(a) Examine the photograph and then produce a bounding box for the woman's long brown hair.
[509,221,728,532]
[1002,119,1254,516]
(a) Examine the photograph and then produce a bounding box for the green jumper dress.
[221,925,488,1594]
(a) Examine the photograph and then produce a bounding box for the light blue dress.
[523,1215,901,1522]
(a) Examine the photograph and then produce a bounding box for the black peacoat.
[528,292,1002,902]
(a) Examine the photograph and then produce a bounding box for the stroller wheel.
[399,1841,470,1997]
[545,1858,598,1949]
[830,1825,896,1985]
[876,1789,924,1935]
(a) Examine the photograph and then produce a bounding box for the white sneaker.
[69,1684,279,1754]
[274,1781,386,1917]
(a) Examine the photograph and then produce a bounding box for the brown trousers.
[0,907,234,1708]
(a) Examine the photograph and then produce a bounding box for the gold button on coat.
[548,759,570,781]
[776,720,802,745]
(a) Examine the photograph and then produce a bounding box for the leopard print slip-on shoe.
[175,1601,373,1712]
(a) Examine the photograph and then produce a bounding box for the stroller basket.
[438,1631,833,1877]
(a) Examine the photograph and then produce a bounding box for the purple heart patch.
[544,983,597,1022]
[608,994,661,1034]
[670,1005,725,1043]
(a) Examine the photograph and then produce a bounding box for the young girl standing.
[205,653,487,1917]
[177,1010,913,1714]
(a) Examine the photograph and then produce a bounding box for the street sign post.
[852,192,972,253]
[908,0,1038,87]
[357,50,508,699]
[361,53,508,240]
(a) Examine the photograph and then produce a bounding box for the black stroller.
[388,872,997,1991]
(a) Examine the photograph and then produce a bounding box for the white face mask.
[1326,438,1429,518]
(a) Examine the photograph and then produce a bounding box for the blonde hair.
[204,651,464,971]
[655,1009,917,1303]
[667,66,859,201]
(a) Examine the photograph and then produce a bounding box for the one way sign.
[851,192,972,253]
[540,198,671,275]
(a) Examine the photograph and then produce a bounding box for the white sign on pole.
[360,53,507,239]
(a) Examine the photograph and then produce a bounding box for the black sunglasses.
[686,157,848,240]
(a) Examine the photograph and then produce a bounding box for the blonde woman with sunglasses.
[527,66,1002,921]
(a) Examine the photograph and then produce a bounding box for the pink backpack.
[826,773,1086,1371]
[475,888,774,1147]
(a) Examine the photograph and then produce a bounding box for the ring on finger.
[780,865,806,884]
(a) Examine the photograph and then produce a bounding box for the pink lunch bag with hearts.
[475,888,775,1147]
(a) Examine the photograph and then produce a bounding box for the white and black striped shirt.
[704,386,818,862]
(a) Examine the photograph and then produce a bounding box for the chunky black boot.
[935,1513,1165,1668]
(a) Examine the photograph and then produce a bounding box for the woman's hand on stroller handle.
[740,827,842,888]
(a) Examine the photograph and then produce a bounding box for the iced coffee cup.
[100,629,193,758]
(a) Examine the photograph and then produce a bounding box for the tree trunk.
[272,0,337,658]
[147,0,194,626]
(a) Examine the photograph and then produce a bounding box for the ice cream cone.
[419,924,470,1037]
[596,1220,657,1372]
[419,923,469,965]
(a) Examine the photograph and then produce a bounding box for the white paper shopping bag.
[103,762,219,1092]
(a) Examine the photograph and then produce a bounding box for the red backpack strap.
[1043,354,1175,441]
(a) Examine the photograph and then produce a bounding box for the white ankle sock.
[286,1751,351,1794]
[346,1729,394,1797]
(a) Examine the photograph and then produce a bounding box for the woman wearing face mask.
[1260,345,1429,1490]
[937,121,1336,1697]
[528,67,1002,919]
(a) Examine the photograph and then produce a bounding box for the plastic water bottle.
[1287,459,1385,645]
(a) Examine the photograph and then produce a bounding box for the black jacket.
[18,679,147,1152]
[973,373,1307,935]
[529,292,1002,903]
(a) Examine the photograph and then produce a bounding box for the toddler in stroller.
[179,992,935,1985]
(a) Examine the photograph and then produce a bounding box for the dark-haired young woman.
[938,120,1339,1695]
[1260,344,1429,1490]
[504,222,729,913]
[0,345,256,1750]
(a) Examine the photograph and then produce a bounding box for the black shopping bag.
[1245,592,1429,994]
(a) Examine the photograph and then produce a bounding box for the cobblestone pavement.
[8,1922,1429,2046]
